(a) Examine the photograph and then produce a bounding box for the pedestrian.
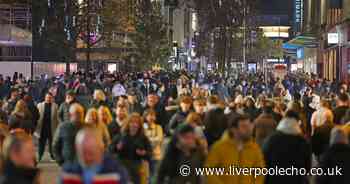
[108,101,128,139]
[89,89,108,109]
[59,127,129,184]
[8,100,34,134]
[97,106,113,126]
[109,113,152,184]
[311,120,334,161]
[2,88,19,116]
[168,95,192,135]
[311,99,334,135]
[253,113,277,148]
[127,90,143,114]
[0,132,41,184]
[53,103,84,165]
[143,93,167,130]
[263,110,311,184]
[205,114,265,184]
[203,95,227,147]
[58,90,77,124]
[157,124,206,184]
[85,108,111,148]
[316,127,350,184]
[143,109,164,182]
[36,92,59,161]
[333,93,349,125]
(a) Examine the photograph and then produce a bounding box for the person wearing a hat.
[57,90,77,124]
[157,124,206,184]
[205,114,265,184]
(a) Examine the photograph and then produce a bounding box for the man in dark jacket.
[317,127,350,184]
[59,128,129,184]
[167,95,192,135]
[333,93,349,124]
[108,101,128,139]
[57,90,77,124]
[204,95,227,146]
[157,124,206,184]
[263,111,311,184]
[53,103,84,165]
[0,132,40,184]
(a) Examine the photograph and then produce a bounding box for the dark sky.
[259,0,294,17]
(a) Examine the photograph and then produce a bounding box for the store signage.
[328,33,339,44]
[295,0,303,24]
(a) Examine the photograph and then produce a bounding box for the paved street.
[37,152,60,184]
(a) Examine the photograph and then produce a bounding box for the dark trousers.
[38,133,53,160]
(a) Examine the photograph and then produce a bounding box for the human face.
[12,141,35,168]
[146,113,156,124]
[45,94,53,103]
[116,105,127,120]
[180,102,191,112]
[147,95,159,107]
[79,138,103,167]
[178,132,196,150]
[234,119,253,142]
[194,103,205,114]
[66,95,74,104]
[129,120,140,136]
[128,95,137,104]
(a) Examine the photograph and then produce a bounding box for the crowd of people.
[0,70,349,184]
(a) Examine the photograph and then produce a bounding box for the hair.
[69,103,85,123]
[11,100,32,119]
[207,95,219,105]
[122,113,144,135]
[98,106,113,125]
[143,109,156,120]
[93,90,106,102]
[2,131,32,161]
[284,110,301,121]
[185,112,202,126]
[85,108,99,124]
[227,114,250,129]
[330,126,348,145]
[193,98,206,106]
[180,95,192,104]
[76,127,104,151]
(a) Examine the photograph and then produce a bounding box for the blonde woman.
[98,106,113,126]
[90,89,108,109]
[85,108,111,147]
[143,109,164,181]
[9,100,33,134]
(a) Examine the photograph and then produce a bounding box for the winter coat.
[157,138,206,184]
[167,110,189,135]
[263,118,312,184]
[203,107,227,147]
[0,161,40,184]
[59,154,129,184]
[36,102,59,138]
[53,121,82,165]
[316,144,350,184]
[205,132,265,184]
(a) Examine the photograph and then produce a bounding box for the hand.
[136,149,146,156]
[117,142,123,150]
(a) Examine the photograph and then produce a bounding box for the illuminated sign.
[295,0,303,23]
[328,33,339,44]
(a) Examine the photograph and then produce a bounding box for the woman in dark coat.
[109,113,152,184]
